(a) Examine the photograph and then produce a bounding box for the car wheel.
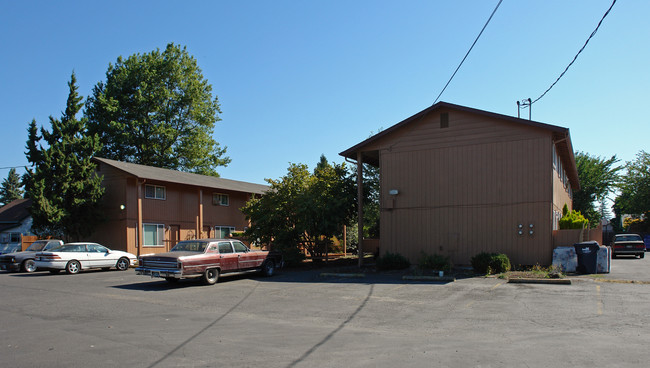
[49,270,60,274]
[261,260,275,277]
[66,260,81,274]
[22,259,37,273]
[115,257,130,271]
[641,253,645,259]
[165,277,179,284]
[202,268,219,285]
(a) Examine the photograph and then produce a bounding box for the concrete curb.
[319,273,366,278]
[403,275,456,282]
[508,278,571,285]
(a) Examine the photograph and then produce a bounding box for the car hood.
[0,251,38,258]
[141,251,202,260]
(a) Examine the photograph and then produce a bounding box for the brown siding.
[375,110,557,265]
[85,164,255,256]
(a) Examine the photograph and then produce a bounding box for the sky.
[1,0,648,186]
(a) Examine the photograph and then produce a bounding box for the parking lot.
[1,257,649,368]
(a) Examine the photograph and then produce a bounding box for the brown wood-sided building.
[340,102,580,266]
[89,158,268,257]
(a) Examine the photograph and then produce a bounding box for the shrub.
[471,252,511,274]
[418,252,451,272]
[559,205,589,230]
[273,243,305,267]
[376,252,410,270]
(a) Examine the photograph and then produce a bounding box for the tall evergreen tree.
[0,168,24,206]
[24,72,105,240]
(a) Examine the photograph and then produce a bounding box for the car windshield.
[171,241,207,253]
[616,235,642,242]
[26,241,48,252]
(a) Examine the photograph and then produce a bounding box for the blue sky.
[1,0,647,185]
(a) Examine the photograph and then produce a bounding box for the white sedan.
[34,242,137,274]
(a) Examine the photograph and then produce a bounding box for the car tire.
[66,260,81,274]
[116,257,130,271]
[202,268,219,285]
[165,277,179,284]
[261,260,275,277]
[22,259,37,273]
[641,253,645,259]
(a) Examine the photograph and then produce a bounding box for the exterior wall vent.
[440,112,449,128]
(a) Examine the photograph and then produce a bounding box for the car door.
[217,242,238,272]
[86,244,114,268]
[233,241,263,270]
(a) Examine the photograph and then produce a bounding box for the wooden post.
[357,152,364,267]
[198,189,204,239]
[343,225,347,257]
[137,180,144,257]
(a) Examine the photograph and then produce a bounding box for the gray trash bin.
[574,241,600,274]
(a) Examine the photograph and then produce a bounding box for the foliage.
[0,168,24,206]
[242,157,357,263]
[24,73,105,240]
[471,252,511,274]
[85,43,229,176]
[376,251,410,270]
[362,163,380,238]
[616,151,650,216]
[559,206,589,230]
[573,152,621,226]
[417,251,451,272]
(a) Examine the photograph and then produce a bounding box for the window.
[215,226,235,238]
[213,193,229,206]
[218,242,233,253]
[145,185,166,200]
[233,241,248,253]
[143,224,165,247]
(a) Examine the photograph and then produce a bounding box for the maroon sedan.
[611,234,645,259]
[136,239,282,285]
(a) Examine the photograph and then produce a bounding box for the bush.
[418,252,451,272]
[471,252,511,274]
[273,243,305,267]
[559,204,589,230]
[376,252,410,270]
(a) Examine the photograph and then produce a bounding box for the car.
[34,242,137,274]
[611,234,645,259]
[0,239,63,272]
[135,238,283,285]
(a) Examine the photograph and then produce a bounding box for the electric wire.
[433,0,503,105]
[522,0,617,108]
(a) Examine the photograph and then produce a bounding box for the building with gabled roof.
[340,102,580,266]
[90,158,268,256]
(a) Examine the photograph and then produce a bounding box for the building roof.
[339,101,580,191]
[0,198,32,232]
[93,158,269,195]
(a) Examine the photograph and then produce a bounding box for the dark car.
[0,239,64,272]
[611,234,645,259]
[136,239,283,285]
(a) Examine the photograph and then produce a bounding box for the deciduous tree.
[85,43,229,176]
[573,152,621,226]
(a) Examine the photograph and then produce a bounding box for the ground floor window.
[215,226,235,239]
[143,223,165,247]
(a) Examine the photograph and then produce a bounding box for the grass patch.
[501,264,565,279]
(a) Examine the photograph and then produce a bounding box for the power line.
[433,0,503,104]
[521,0,617,108]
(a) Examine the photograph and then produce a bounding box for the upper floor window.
[145,185,166,200]
[213,193,229,206]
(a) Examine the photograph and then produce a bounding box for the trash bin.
[574,241,600,274]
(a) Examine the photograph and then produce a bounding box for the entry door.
[217,241,239,271]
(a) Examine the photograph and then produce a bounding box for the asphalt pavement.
[0,257,649,368]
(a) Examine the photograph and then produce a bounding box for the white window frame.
[215,226,235,239]
[145,184,166,200]
[213,193,229,206]
[143,223,165,247]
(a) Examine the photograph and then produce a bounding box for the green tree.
[0,168,24,206]
[25,73,105,240]
[613,151,650,232]
[242,157,357,264]
[85,43,230,176]
[573,152,621,226]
